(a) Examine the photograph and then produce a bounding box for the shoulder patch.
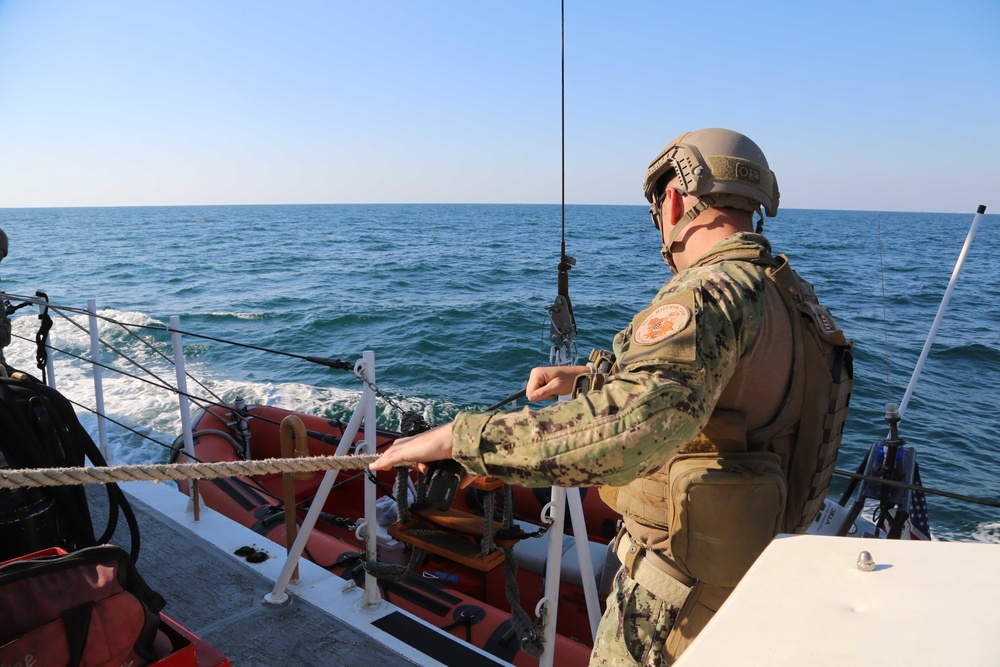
[633,303,691,346]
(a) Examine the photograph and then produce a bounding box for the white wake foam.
[5,309,368,463]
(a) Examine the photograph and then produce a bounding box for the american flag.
[908,461,932,541]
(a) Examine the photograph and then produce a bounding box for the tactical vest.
[607,250,853,585]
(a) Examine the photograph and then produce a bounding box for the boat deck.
[89,482,437,667]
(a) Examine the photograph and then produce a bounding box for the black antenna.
[546,0,577,363]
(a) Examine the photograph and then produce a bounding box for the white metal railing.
[537,443,601,667]
[87,299,110,460]
[16,299,381,607]
[535,341,602,665]
[263,350,381,607]
[170,316,198,509]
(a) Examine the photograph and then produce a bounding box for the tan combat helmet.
[642,128,779,270]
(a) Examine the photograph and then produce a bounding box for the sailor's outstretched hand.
[525,365,589,401]
[371,422,455,475]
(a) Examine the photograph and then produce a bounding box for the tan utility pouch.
[667,452,786,588]
[664,581,733,664]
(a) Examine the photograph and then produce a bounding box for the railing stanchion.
[361,350,381,608]
[265,351,380,606]
[567,487,601,639]
[87,299,110,461]
[539,485,566,667]
[170,316,199,519]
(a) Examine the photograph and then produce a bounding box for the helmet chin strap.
[661,242,678,273]
[660,196,714,273]
[660,194,764,273]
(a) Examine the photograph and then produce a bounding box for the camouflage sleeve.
[452,261,767,488]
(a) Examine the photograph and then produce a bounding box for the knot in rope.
[399,410,430,437]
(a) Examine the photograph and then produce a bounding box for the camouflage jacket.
[451,232,778,488]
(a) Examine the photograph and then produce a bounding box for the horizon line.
[0,202,987,216]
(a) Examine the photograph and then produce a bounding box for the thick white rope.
[0,454,380,489]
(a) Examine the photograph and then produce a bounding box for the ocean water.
[1,204,998,542]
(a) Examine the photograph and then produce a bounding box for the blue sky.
[0,0,996,212]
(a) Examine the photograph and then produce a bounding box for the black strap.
[6,300,34,314]
[61,600,95,667]
[34,312,53,382]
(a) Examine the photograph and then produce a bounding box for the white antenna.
[898,205,987,418]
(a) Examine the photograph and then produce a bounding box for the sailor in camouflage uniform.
[374,129,847,665]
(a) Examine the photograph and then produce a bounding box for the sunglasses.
[649,190,666,230]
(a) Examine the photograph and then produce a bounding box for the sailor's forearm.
[452,371,709,487]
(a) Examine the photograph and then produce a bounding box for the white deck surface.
[112,480,505,666]
[679,533,1000,666]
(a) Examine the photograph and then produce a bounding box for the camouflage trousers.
[589,567,679,666]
